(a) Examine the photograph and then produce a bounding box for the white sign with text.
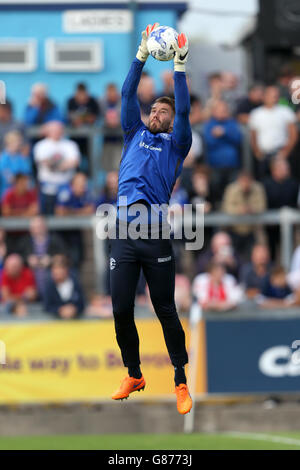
[63,9,133,33]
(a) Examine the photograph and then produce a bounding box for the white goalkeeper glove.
[172,33,189,72]
[136,23,159,62]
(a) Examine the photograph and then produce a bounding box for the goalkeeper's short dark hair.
[153,96,175,115]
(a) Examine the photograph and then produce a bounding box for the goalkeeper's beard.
[148,118,172,135]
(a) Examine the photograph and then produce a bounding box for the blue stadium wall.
[0,2,187,120]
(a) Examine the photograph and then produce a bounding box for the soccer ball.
[147,25,178,62]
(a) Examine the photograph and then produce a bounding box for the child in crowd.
[257,266,295,309]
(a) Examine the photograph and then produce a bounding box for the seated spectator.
[263,158,299,260]
[0,229,13,284]
[0,130,32,199]
[249,85,298,180]
[196,231,241,280]
[100,83,121,123]
[264,158,299,209]
[43,255,85,319]
[174,273,192,313]
[203,100,242,201]
[97,171,119,294]
[240,243,271,299]
[17,216,66,298]
[168,179,189,273]
[2,173,39,217]
[67,82,100,168]
[180,96,204,194]
[189,94,204,127]
[193,261,244,312]
[169,178,189,212]
[286,75,300,119]
[0,229,9,270]
[24,83,63,125]
[1,254,37,316]
[182,131,203,178]
[235,83,264,125]
[97,170,118,207]
[55,172,94,268]
[221,71,241,113]
[55,172,95,216]
[85,294,113,318]
[222,171,267,259]
[189,165,215,253]
[0,101,24,151]
[137,72,156,123]
[100,83,122,171]
[277,65,295,108]
[257,266,295,309]
[34,121,80,214]
[190,165,215,214]
[67,82,100,127]
[203,72,224,119]
[286,244,300,293]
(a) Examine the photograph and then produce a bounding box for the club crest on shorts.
[110,257,116,270]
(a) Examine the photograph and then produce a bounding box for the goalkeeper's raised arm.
[120,23,159,134]
[171,33,192,154]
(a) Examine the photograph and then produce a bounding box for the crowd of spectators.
[1,64,300,319]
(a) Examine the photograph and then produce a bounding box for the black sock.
[174,366,187,386]
[128,365,142,379]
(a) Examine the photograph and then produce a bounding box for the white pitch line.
[224,432,300,448]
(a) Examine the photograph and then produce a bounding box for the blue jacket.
[24,103,63,125]
[262,277,292,300]
[56,184,95,210]
[43,272,85,317]
[203,118,241,168]
[0,151,32,199]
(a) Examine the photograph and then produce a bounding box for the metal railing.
[25,123,256,187]
[1,207,300,292]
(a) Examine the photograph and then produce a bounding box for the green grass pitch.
[0,432,300,450]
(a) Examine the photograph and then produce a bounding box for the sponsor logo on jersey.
[139,141,162,152]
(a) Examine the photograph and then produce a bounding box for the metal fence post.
[92,215,106,294]
[280,207,294,270]
[184,301,202,434]
[241,125,253,174]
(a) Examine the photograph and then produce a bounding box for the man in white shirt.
[34,121,80,214]
[249,85,298,179]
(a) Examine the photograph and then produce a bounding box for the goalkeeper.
[110,24,193,415]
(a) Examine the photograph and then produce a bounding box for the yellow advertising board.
[0,319,206,404]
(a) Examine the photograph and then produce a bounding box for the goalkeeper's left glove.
[172,33,189,72]
[136,23,159,62]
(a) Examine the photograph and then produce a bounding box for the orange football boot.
[175,384,192,414]
[112,375,146,400]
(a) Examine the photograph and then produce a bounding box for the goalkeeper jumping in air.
[110,24,192,414]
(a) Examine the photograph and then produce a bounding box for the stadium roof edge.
[0,0,188,14]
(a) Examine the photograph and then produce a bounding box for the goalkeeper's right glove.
[136,23,159,62]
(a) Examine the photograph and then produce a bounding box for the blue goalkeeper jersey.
[117,58,192,217]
